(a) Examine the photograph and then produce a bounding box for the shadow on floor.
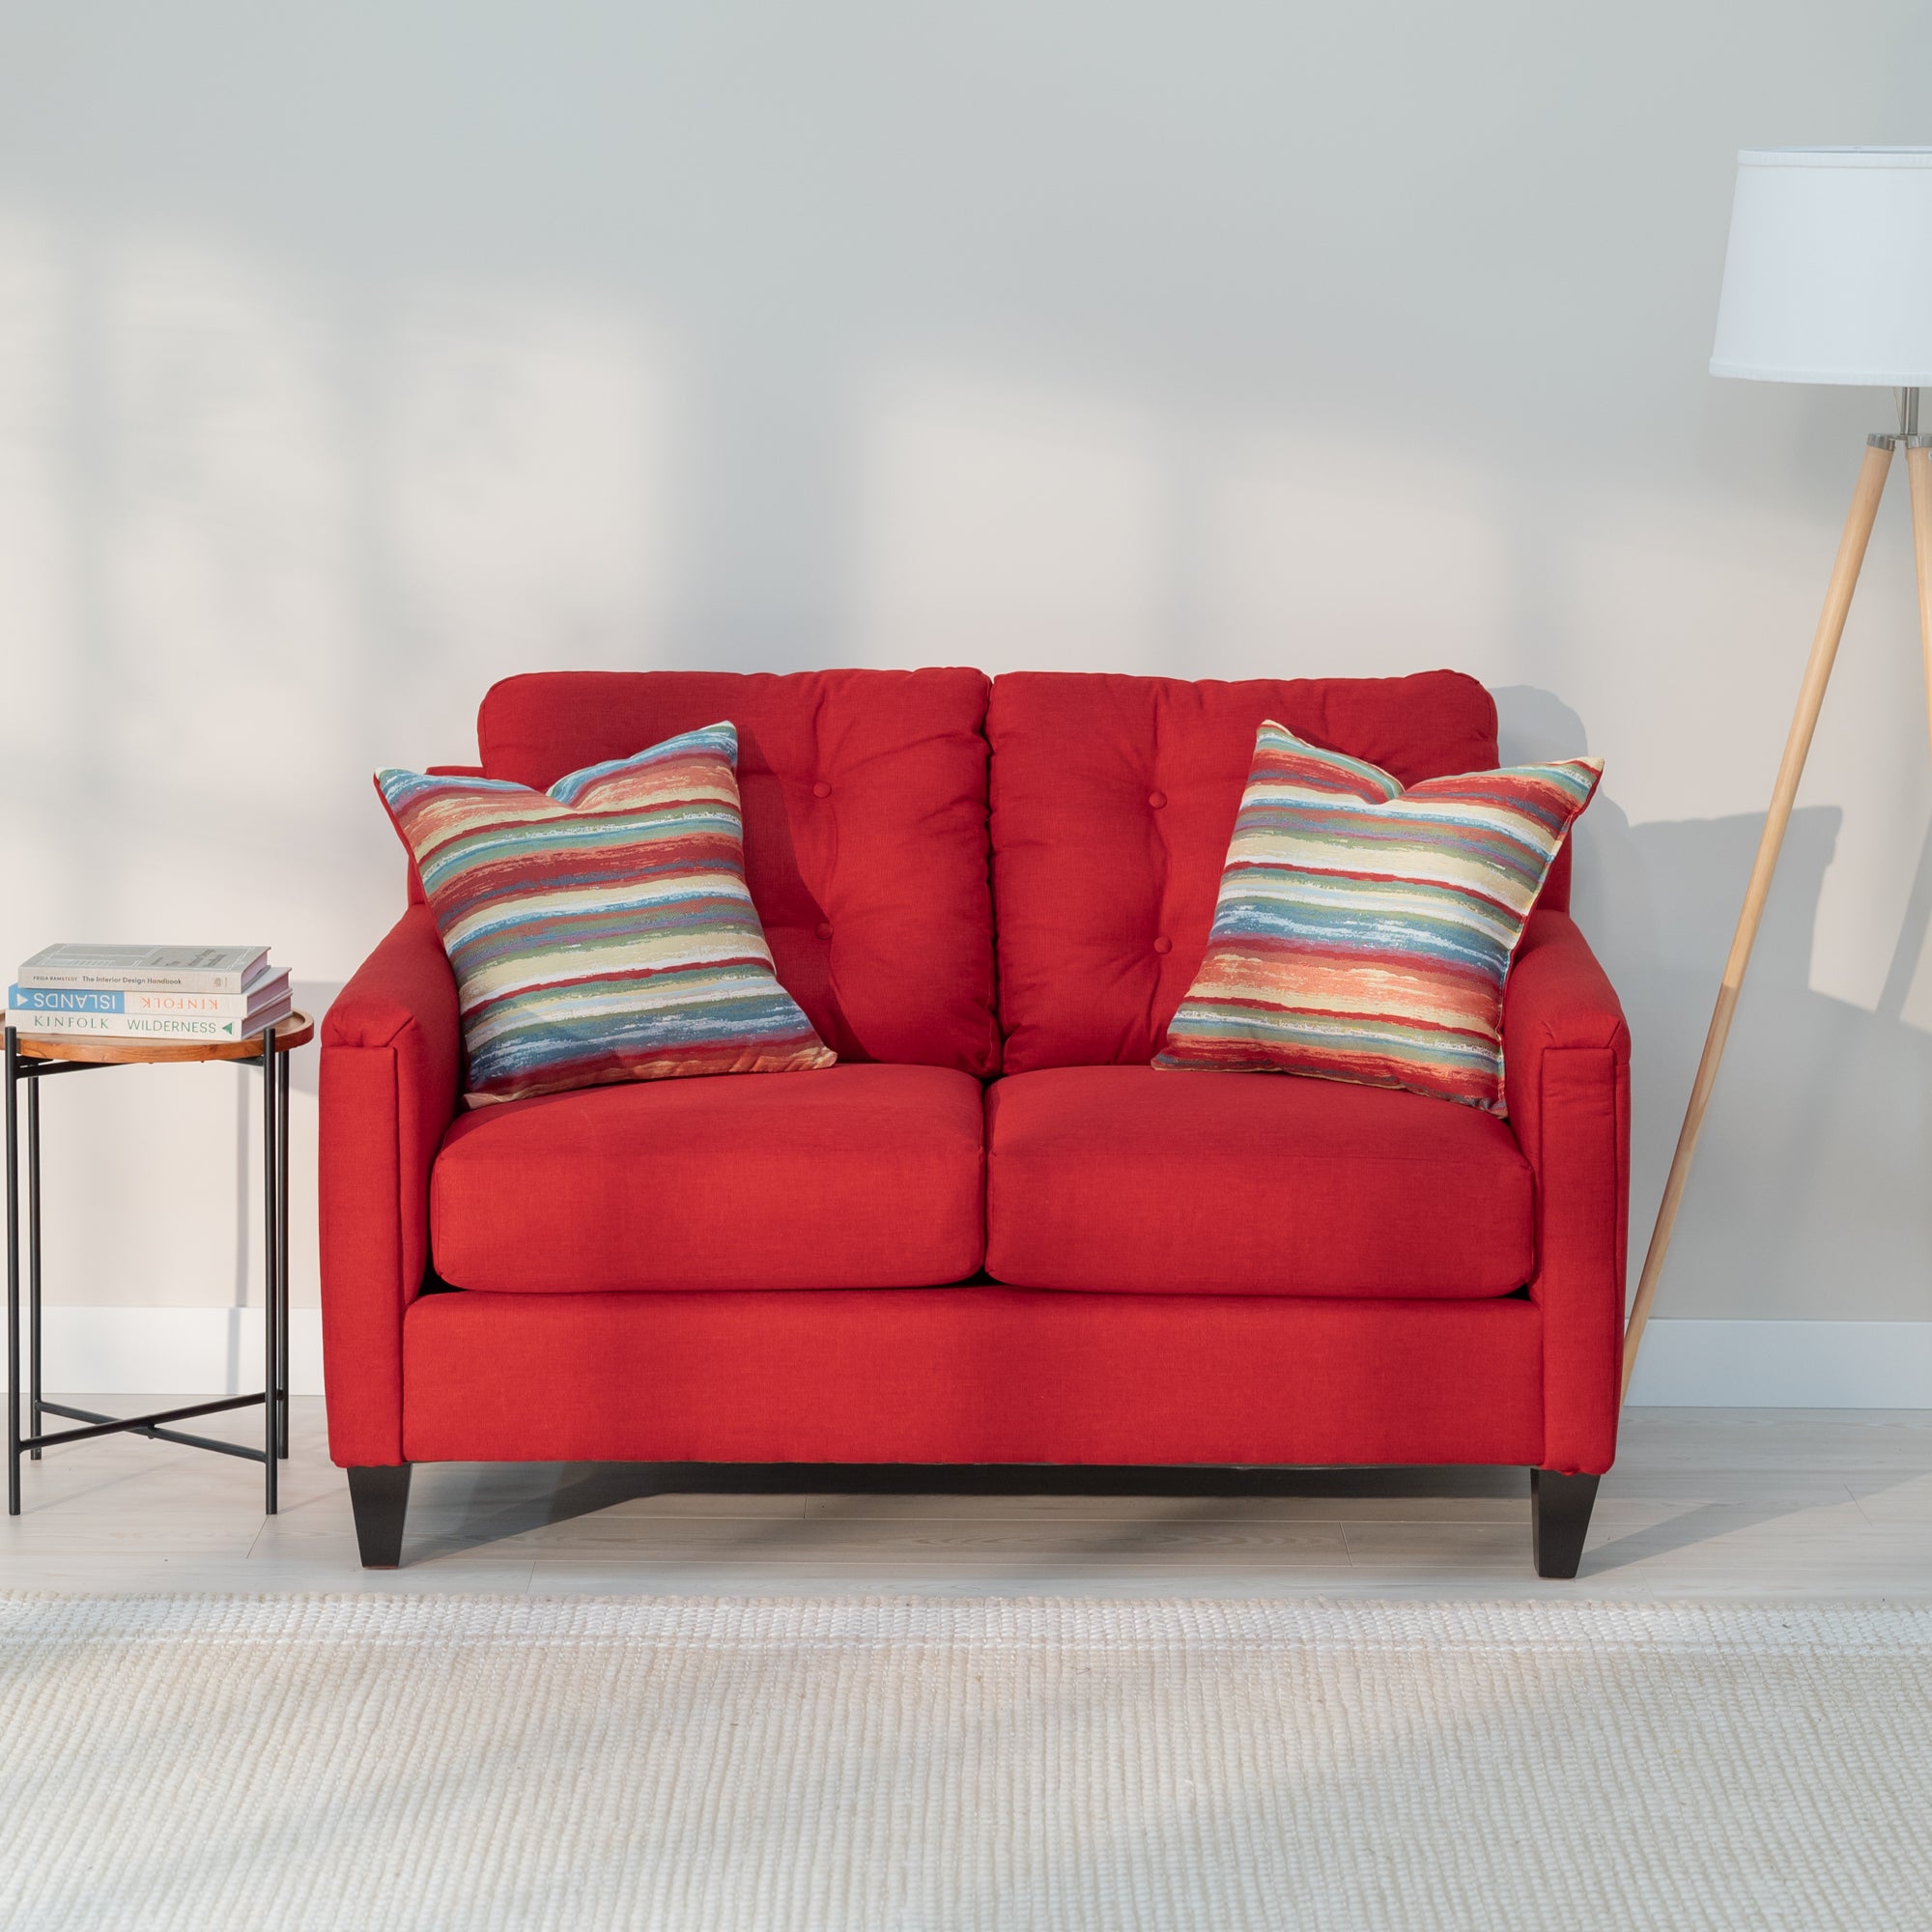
[414,1461,1533,1562]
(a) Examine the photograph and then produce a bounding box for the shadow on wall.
[1494,686,1932,1322]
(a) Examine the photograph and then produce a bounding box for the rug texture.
[1,1595,1927,1931]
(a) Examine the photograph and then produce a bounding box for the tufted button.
[812,781,832,798]
[1148,789,1167,810]
[815,921,834,941]
[1152,935,1173,955]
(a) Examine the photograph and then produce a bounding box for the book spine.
[13,967,253,994]
[7,983,285,1017]
[8,987,127,1013]
[7,1006,290,1042]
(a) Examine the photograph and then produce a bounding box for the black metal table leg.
[6,1028,18,1517]
[276,1045,290,1461]
[5,1018,308,1516]
[27,1071,41,1461]
[261,1023,278,1515]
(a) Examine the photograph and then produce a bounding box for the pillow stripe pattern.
[377,723,835,1105]
[1154,721,1601,1111]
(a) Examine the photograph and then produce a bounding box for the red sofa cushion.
[986,670,1504,1071]
[984,1065,1534,1296]
[432,1065,986,1293]
[476,669,997,1076]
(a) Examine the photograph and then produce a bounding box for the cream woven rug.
[2,1595,1928,1931]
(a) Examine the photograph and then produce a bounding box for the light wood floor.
[4,1399,1930,1598]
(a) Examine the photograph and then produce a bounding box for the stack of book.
[7,945,292,1045]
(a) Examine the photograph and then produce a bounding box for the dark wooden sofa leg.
[1530,1469,1600,1579]
[347,1464,412,1569]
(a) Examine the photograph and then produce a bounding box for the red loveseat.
[321,668,1630,1577]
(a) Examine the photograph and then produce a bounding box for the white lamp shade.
[1711,148,1932,385]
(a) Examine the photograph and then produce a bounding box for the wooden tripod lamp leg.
[1908,440,1932,755]
[1620,439,1895,1400]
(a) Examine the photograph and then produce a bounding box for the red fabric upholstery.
[475,669,997,1076]
[317,668,1629,1489]
[432,1065,986,1293]
[986,670,1505,1072]
[1504,910,1632,1475]
[319,906,461,1466]
[1542,835,1573,915]
[401,1287,1545,1467]
[984,1066,1534,1297]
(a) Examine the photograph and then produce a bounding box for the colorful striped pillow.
[377,723,835,1106]
[1154,721,1602,1112]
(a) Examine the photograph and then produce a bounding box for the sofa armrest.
[319,906,460,1465]
[1503,910,1631,1474]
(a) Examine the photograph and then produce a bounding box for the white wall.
[2,4,1930,1390]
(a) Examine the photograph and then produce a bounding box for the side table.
[4,1011,315,1516]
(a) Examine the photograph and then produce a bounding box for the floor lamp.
[1623,147,1932,1397]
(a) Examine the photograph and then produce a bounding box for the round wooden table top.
[11,1010,316,1065]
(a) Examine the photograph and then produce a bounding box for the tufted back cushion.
[477,669,999,1076]
[987,670,1513,1072]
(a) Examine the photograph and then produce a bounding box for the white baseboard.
[27,1310,1932,1410]
[39,1307,325,1398]
[1623,1319,1932,1407]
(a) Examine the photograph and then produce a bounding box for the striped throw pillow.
[377,723,835,1106]
[1154,721,1601,1112]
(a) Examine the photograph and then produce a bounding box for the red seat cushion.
[476,669,998,1076]
[986,670,1509,1072]
[433,1065,986,1293]
[984,1065,1534,1297]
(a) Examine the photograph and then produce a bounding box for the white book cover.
[7,969,291,1019]
[8,1000,292,1042]
[15,944,271,995]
